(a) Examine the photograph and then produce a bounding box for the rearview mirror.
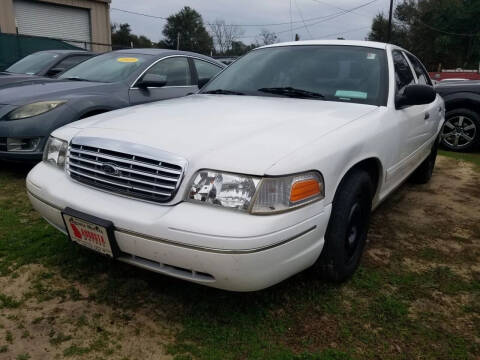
[137,73,167,89]
[396,84,436,109]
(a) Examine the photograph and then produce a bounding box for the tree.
[257,29,278,46]
[367,0,480,70]
[209,20,245,54]
[111,23,154,49]
[161,7,213,54]
[224,41,257,56]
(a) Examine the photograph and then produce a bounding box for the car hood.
[0,72,34,83]
[67,95,379,175]
[0,79,112,105]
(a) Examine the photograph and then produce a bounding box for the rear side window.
[193,59,222,82]
[55,55,93,71]
[393,50,415,94]
[406,53,432,86]
[144,57,191,86]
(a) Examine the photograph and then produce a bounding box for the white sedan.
[26,40,444,291]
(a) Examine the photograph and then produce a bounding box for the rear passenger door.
[129,56,197,105]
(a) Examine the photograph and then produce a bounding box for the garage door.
[13,0,92,49]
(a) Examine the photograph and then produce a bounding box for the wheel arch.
[443,93,480,114]
[332,157,384,205]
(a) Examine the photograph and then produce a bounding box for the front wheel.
[441,108,479,152]
[316,169,373,282]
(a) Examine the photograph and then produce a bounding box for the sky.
[109,0,392,44]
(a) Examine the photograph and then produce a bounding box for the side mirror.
[197,77,211,89]
[47,67,64,77]
[137,73,167,89]
[396,84,436,109]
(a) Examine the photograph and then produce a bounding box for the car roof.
[114,48,224,63]
[259,40,389,50]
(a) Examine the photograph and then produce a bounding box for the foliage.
[368,0,480,70]
[257,29,278,46]
[111,23,154,49]
[209,19,245,54]
[161,6,213,54]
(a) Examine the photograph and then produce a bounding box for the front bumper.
[26,162,332,291]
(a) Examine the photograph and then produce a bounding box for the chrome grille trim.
[66,137,187,203]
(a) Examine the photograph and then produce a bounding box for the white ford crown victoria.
[26,40,444,291]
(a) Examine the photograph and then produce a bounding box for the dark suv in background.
[436,81,480,152]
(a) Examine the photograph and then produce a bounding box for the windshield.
[59,53,151,83]
[6,52,60,75]
[202,45,388,106]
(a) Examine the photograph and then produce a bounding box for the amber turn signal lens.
[290,179,321,203]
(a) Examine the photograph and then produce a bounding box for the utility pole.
[176,32,180,50]
[387,0,394,43]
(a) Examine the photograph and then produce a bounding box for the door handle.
[424,112,430,120]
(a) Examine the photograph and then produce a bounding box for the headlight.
[187,170,324,214]
[6,100,67,120]
[43,136,68,169]
[188,171,261,212]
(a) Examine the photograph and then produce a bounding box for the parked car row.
[23,40,445,291]
[0,49,225,161]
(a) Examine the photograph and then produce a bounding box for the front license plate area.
[62,207,120,258]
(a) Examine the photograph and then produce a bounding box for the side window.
[392,50,415,94]
[193,59,222,81]
[143,57,191,86]
[406,53,432,86]
[55,55,92,71]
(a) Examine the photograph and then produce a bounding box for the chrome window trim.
[129,55,222,90]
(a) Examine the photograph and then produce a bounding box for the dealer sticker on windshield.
[117,57,139,63]
[335,90,368,99]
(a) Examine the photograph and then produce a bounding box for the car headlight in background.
[43,136,68,169]
[5,100,67,120]
[187,170,324,214]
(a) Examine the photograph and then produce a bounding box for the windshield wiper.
[65,77,90,82]
[203,89,245,95]
[258,87,324,99]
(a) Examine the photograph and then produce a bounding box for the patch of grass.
[16,354,30,360]
[63,344,90,357]
[0,345,7,353]
[49,332,72,346]
[368,294,409,325]
[439,150,480,170]
[5,330,13,344]
[0,293,21,309]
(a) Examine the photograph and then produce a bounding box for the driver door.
[129,56,197,105]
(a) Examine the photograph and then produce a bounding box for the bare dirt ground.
[0,264,175,360]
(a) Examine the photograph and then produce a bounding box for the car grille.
[0,138,6,152]
[67,142,185,203]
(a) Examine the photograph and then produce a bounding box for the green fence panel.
[0,33,83,71]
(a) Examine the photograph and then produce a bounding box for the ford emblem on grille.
[102,163,119,176]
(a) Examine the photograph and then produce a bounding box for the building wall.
[0,0,111,52]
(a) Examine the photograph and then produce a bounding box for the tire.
[441,108,480,152]
[317,169,373,283]
[411,137,438,184]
